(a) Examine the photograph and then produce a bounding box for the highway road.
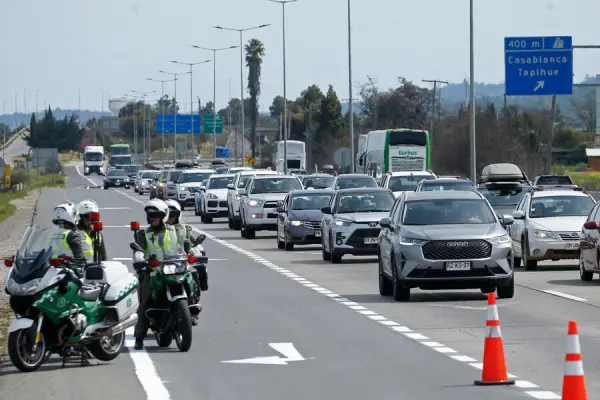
[1,164,598,399]
[2,130,30,168]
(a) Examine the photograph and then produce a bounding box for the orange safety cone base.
[474,379,516,386]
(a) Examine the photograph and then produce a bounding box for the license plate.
[565,242,579,250]
[445,261,471,271]
[364,237,378,244]
[115,182,121,185]
[314,230,321,237]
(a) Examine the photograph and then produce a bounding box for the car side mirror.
[379,217,393,231]
[227,183,235,190]
[238,189,247,196]
[277,206,285,213]
[199,185,206,191]
[512,211,525,219]
[321,206,331,214]
[501,215,514,226]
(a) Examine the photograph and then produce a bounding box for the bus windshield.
[389,131,427,146]
[111,145,130,155]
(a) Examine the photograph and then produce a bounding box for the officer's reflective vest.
[79,230,94,263]
[51,229,73,259]
[144,226,182,260]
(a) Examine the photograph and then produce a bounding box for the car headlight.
[179,186,188,191]
[234,195,241,201]
[162,263,187,275]
[489,234,510,244]
[334,219,353,227]
[533,229,557,239]
[288,220,303,226]
[399,237,428,246]
[124,178,130,182]
[248,199,264,207]
[207,193,218,199]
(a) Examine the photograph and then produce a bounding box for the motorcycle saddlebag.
[103,275,139,321]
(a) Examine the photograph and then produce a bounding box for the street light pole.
[147,78,175,167]
[131,90,156,164]
[347,0,354,173]
[212,24,271,165]
[469,0,476,183]
[191,45,238,160]
[171,60,211,161]
[160,70,189,162]
[269,0,296,174]
[35,90,39,116]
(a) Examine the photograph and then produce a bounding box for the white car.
[173,169,215,210]
[227,167,251,174]
[226,169,280,230]
[134,170,158,194]
[508,188,596,270]
[379,170,437,197]
[199,174,235,223]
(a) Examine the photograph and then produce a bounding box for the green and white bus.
[110,143,131,156]
[358,129,431,177]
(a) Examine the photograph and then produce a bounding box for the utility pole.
[422,79,448,135]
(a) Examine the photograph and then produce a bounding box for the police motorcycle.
[3,214,139,372]
[129,221,207,352]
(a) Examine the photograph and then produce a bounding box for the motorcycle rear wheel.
[173,298,192,352]
[87,332,125,361]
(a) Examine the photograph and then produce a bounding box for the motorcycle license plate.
[314,230,321,237]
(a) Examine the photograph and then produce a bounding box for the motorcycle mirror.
[130,221,140,231]
[90,212,101,222]
[4,256,13,267]
[92,222,103,231]
[130,242,143,252]
[194,234,206,245]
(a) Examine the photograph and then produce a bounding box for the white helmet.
[144,199,169,224]
[164,199,182,223]
[53,203,77,227]
[77,199,99,217]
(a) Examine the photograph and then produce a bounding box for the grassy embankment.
[550,163,600,191]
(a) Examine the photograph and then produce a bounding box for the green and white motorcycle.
[3,224,139,372]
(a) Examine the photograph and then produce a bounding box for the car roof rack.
[478,163,529,184]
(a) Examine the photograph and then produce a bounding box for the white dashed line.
[98,168,561,400]
[542,290,587,303]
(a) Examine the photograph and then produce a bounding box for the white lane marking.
[75,164,101,186]
[113,257,226,261]
[124,327,171,400]
[542,290,587,303]
[108,178,559,400]
[75,164,172,400]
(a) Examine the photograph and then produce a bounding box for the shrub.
[569,172,600,190]
[10,168,28,186]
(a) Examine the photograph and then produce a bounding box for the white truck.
[84,145,105,175]
[273,140,306,173]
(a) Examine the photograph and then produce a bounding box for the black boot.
[134,338,144,350]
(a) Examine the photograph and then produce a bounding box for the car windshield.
[168,171,183,182]
[85,152,103,161]
[238,176,252,188]
[421,181,474,191]
[108,169,126,177]
[13,225,57,278]
[251,178,303,194]
[141,171,155,178]
[180,172,212,183]
[215,167,229,174]
[530,196,595,218]
[303,176,334,189]
[290,194,332,210]
[335,177,377,190]
[208,176,233,189]
[389,175,434,192]
[402,199,497,225]
[537,176,573,185]
[478,185,528,206]
[337,192,395,213]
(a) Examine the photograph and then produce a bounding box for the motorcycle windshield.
[13,225,57,278]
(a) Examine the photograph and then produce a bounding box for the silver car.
[377,190,515,301]
[238,175,304,239]
[135,170,158,194]
[321,188,396,263]
[226,169,279,230]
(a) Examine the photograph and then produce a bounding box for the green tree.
[25,106,84,151]
[245,38,265,157]
[318,85,344,140]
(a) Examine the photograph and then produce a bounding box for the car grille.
[558,232,579,241]
[346,228,381,248]
[304,221,321,229]
[264,201,280,208]
[422,240,492,260]
[207,201,218,207]
[219,201,227,207]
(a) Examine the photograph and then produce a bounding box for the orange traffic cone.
[474,293,515,386]
[562,321,587,400]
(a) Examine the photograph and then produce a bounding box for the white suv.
[508,188,596,270]
[380,171,437,197]
[226,169,279,230]
[173,169,215,210]
[199,174,235,223]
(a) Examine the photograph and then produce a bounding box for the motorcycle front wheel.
[172,298,192,352]
[8,329,47,372]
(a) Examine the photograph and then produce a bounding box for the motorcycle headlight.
[162,263,187,275]
[7,278,42,295]
[288,220,303,226]
[334,219,352,227]
[248,199,264,207]
[207,193,218,199]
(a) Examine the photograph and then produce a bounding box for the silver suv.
[226,169,279,230]
[238,175,303,239]
[377,190,515,301]
[321,188,396,263]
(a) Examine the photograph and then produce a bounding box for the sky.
[0,0,598,113]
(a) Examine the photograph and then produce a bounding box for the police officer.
[132,199,184,350]
[76,199,107,263]
[165,199,207,326]
[51,203,86,265]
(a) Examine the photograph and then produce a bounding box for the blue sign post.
[155,114,201,134]
[504,36,573,96]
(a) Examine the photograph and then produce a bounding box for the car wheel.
[246,225,256,239]
[103,185,108,190]
[391,255,410,301]
[378,250,392,296]
[497,276,515,299]
[139,190,144,196]
[321,232,331,261]
[240,220,247,238]
[180,204,185,211]
[228,214,234,229]
[277,227,285,250]
[522,237,538,271]
[284,231,294,251]
[579,254,593,281]
[195,204,200,216]
[330,236,342,264]
[205,215,213,224]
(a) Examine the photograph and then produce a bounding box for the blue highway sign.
[155,114,201,134]
[504,36,573,96]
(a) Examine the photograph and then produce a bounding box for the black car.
[276,190,334,250]
[124,165,141,181]
[104,168,130,189]
[414,178,475,192]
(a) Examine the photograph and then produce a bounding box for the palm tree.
[245,38,265,158]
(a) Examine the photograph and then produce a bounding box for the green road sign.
[203,115,223,134]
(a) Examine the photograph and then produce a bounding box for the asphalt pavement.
[1,164,596,399]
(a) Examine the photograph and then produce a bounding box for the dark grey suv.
[377,190,515,301]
